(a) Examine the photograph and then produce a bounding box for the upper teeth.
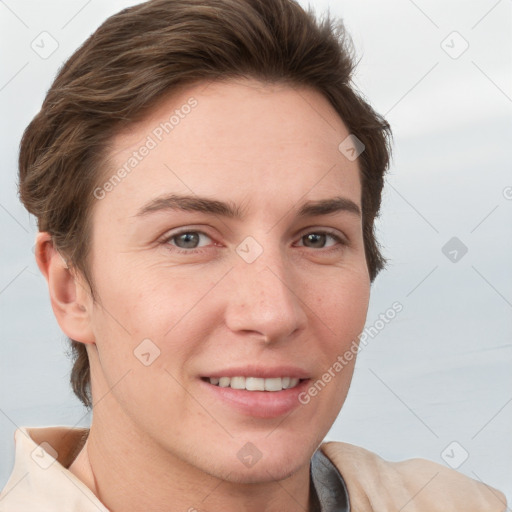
[208,376,300,391]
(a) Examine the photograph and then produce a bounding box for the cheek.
[94,256,198,323]
[303,268,369,413]
[310,268,370,343]
[86,269,208,414]
[88,260,227,366]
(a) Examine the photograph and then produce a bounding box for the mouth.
[201,376,304,391]
[199,371,311,418]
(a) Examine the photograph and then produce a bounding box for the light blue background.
[1,0,511,504]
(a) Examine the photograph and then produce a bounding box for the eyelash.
[161,228,348,255]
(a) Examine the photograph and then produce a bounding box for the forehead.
[96,78,361,220]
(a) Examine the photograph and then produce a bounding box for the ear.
[35,232,95,344]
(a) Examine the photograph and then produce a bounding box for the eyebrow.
[135,194,361,219]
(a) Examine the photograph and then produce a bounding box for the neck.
[69,405,313,512]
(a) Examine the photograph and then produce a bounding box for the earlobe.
[35,232,95,344]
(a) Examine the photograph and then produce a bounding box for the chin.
[205,440,315,484]
[219,460,305,485]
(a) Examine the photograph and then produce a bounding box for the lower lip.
[200,378,310,419]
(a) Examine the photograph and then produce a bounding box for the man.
[0,0,507,510]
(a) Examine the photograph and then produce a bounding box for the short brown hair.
[18,0,391,409]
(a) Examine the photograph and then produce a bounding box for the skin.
[36,78,371,512]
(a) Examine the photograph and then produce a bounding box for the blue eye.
[166,231,212,250]
[298,231,345,249]
[161,228,346,255]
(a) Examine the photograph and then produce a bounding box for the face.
[84,78,370,483]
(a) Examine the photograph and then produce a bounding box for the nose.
[223,248,308,344]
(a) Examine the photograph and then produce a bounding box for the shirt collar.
[0,426,108,511]
[1,426,349,511]
[310,448,350,512]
